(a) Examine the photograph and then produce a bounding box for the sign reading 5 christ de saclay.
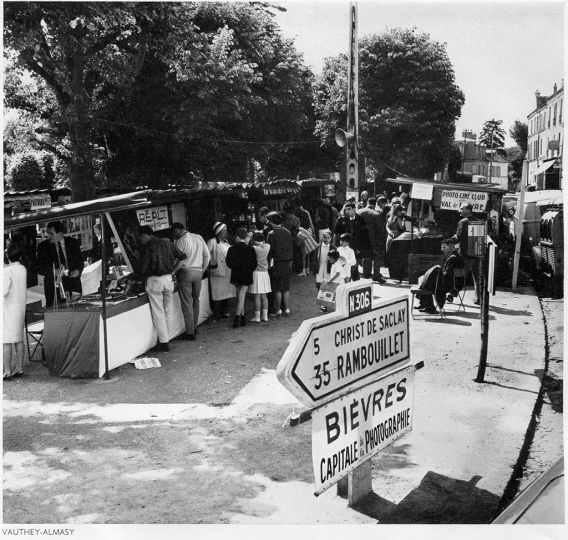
[312,365,415,494]
[277,281,410,409]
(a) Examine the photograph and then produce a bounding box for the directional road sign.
[277,281,410,408]
[311,364,415,494]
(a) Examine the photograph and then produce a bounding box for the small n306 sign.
[348,286,372,317]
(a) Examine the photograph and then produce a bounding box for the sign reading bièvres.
[312,365,414,494]
[136,206,170,231]
[440,190,488,212]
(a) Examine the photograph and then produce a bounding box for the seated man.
[416,238,464,314]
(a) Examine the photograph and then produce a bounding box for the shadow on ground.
[352,471,500,524]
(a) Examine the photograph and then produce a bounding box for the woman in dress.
[207,222,235,319]
[248,231,271,322]
[4,244,28,379]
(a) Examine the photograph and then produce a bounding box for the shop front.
[5,190,222,379]
[385,177,505,282]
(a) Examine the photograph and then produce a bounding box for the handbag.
[208,242,226,277]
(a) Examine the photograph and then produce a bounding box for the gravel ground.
[518,295,564,491]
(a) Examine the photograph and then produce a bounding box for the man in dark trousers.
[138,225,187,352]
[356,197,386,283]
[452,202,480,304]
[267,212,293,316]
[37,221,84,307]
[333,202,371,281]
[416,238,464,314]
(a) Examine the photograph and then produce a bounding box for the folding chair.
[409,286,436,319]
[452,268,467,312]
[25,311,46,364]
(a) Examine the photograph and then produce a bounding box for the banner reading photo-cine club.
[439,190,489,212]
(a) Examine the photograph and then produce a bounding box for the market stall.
[4,190,215,378]
[385,177,506,282]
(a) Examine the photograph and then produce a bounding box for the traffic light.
[347,148,358,189]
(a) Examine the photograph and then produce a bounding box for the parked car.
[493,457,564,524]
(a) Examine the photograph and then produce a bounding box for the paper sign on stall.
[136,206,170,231]
[440,190,489,212]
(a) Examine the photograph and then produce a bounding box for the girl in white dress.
[3,244,28,379]
[207,222,235,319]
[248,231,271,322]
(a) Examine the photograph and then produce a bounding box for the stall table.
[387,234,444,281]
[43,279,211,378]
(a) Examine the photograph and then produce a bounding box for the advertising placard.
[311,365,415,494]
[467,221,487,257]
[440,190,489,212]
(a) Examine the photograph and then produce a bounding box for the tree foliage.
[314,27,465,179]
[4,2,320,198]
[7,152,45,191]
[509,120,528,156]
[479,119,506,150]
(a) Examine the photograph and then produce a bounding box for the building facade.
[456,130,510,190]
[527,82,563,189]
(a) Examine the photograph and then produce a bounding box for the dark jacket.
[37,236,84,306]
[267,226,293,263]
[356,207,381,248]
[294,207,314,232]
[334,214,371,251]
[37,236,84,276]
[140,237,186,278]
[453,216,473,258]
[226,241,257,286]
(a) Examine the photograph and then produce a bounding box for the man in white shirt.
[172,222,210,340]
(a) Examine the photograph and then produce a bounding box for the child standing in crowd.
[226,228,257,328]
[337,233,356,283]
[248,231,271,322]
[326,250,349,285]
[312,231,335,290]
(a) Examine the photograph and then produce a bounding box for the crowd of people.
[3,191,477,371]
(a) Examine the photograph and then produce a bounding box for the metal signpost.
[277,280,418,505]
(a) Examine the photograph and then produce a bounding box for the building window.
[549,107,551,127]
[560,100,563,124]
[554,103,557,125]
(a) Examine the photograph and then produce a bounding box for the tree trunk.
[68,52,96,202]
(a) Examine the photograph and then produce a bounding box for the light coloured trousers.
[146,275,174,343]
[177,268,202,335]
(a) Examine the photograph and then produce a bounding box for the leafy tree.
[7,152,45,190]
[314,27,465,179]
[479,119,506,151]
[509,120,528,156]
[4,2,161,200]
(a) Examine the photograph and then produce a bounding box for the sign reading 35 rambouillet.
[277,281,410,409]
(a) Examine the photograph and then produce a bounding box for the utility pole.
[335,2,362,195]
[475,129,494,383]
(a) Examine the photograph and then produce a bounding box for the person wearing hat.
[207,222,236,319]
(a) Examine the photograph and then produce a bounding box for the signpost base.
[336,460,373,506]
